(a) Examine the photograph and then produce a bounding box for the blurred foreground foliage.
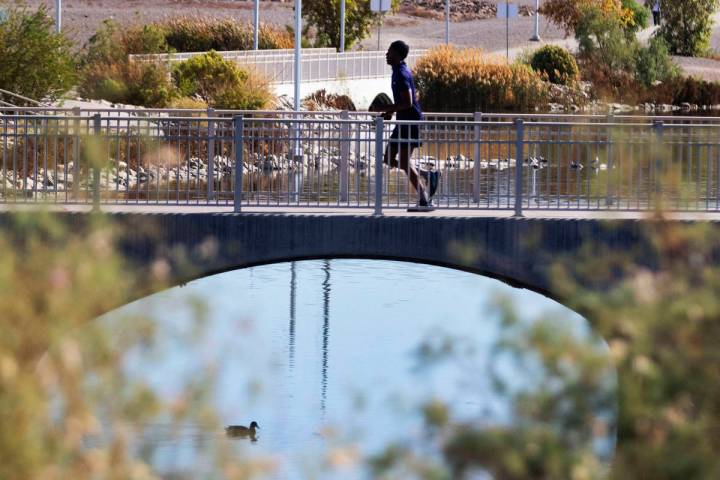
[0,211,263,479]
[0,212,152,478]
[374,214,720,478]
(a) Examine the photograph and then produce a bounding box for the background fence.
[2,110,720,214]
[130,49,428,84]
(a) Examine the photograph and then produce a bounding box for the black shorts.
[389,124,422,150]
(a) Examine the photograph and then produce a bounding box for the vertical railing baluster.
[374,116,384,216]
[234,115,244,213]
[207,107,215,202]
[605,113,614,207]
[473,112,482,204]
[514,119,524,217]
[653,120,664,207]
[340,110,350,203]
[92,114,101,211]
[72,107,80,201]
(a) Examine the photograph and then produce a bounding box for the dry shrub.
[399,5,444,20]
[579,57,641,104]
[641,76,720,107]
[168,96,209,110]
[414,46,550,113]
[161,17,293,52]
[302,89,357,111]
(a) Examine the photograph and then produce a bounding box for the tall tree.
[302,0,397,51]
[657,0,719,56]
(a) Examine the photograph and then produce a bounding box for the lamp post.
[56,0,62,33]
[340,0,346,52]
[253,0,260,50]
[445,0,450,45]
[294,0,301,112]
[530,0,541,41]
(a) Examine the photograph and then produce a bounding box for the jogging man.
[379,40,429,207]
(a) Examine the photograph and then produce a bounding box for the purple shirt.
[391,62,423,121]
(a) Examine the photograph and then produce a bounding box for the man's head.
[386,40,409,66]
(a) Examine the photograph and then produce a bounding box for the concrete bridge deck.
[7,204,720,221]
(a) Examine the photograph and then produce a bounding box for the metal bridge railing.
[2,111,720,214]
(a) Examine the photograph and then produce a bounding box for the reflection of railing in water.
[3,111,720,213]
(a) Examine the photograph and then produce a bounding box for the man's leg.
[384,143,399,169]
[398,144,421,193]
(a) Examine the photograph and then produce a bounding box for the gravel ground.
[18,0,720,81]
[23,0,565,53]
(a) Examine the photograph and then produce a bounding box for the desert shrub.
[80,57,176,107]
[122,23,172,55]
[658,0,719,56]
[530,45,580,85]
[161,17,293,52]
[414,46,550,113]
[82,19,125,66]
[579,58,641,102]
[168,96,209,110]
[302,89,357,111]
[634,36,679,87]
[672,77,720,106]
[80,20,177,107]
[0,5,76,104]
[540,0,636,35]
[172,51,272,110]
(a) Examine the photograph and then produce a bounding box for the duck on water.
[225,421,260,440]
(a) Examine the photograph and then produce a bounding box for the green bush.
[122,23,172,55]
[80,59,176,107]
[530,45,579,86]
[658,0,719,56]
[0,5,76,104]
[414,46,550,113]
[80,20,178,107]
[634,36,679,87]
[172,51,272,110]
[161,17,293,52]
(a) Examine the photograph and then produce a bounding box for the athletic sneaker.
[418,188,430,207]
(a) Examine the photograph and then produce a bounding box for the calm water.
[103,259,612,479]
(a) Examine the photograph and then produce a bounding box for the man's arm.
[383,89,413,119]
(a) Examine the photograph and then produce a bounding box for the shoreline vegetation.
[2,2,720,114]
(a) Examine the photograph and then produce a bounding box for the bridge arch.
[106,212,648,314]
